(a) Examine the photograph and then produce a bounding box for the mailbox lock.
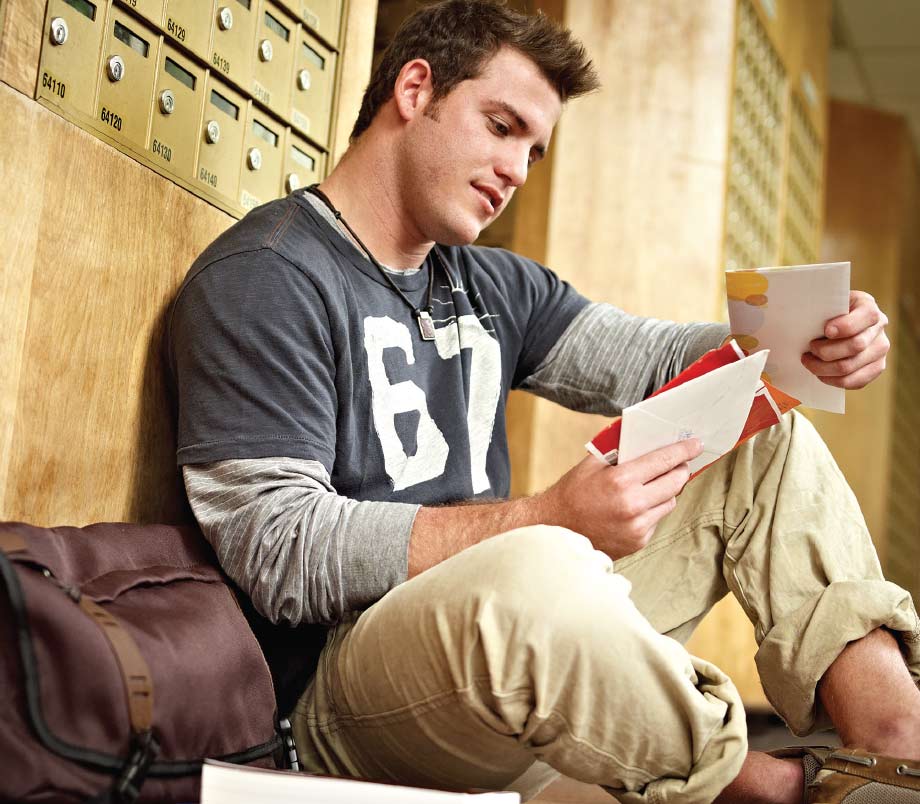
[107,55,125,83]
[218,6,234,30]
[49,17,69,46]
[297,69,311,91]
[247,147,263,171]
[286,173,301,193]
[259,39,274,62]
[159,89,176,115]
[205,120,221,144]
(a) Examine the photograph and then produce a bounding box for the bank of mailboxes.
[37,0,335,217]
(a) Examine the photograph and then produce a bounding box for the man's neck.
[318,141,433,271]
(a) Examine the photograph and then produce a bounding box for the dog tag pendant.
[417,310,436,341]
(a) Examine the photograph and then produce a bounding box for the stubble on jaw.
[423,98,443,123]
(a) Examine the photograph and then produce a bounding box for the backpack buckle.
[113,730,160,803]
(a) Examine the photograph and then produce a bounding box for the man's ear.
[393,59,434,122]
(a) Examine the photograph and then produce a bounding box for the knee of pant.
[482,524,610,593]
[747,407,820,465]
[442,525,624,636]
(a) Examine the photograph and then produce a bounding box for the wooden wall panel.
[506,120,559,497]
[780,0,831,99]
[687,596,767,704]
[887,318,920,603]
[330,0,378,166]
[0,83,41,511]
[0,0,377,526]
[814,101,912,562]
[0,0,42,96]
[753,0,831,138]
[519,0,737,493]
[900,163,920,321]
[0,83,233,525]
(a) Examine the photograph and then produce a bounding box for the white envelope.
[618,350,769,474]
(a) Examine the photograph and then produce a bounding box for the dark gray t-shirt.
[168,192,589,505]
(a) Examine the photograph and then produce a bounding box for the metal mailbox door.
[195,75,248,206]
[38,0,106,119]
[274,0,301,24]
[96,9,160,153]
[300,0,341,47]
[149,44,205,181]
[163,0,215,62]
[131,0,167,27]
[209,0,258,88]
[239,108,284,211]
[251,0,296,117]
[290,27,335,147]
[281,129,324,196]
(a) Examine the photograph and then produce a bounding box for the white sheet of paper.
[618,350,769,474]
[201,759,520,803]
[726,262,850,413]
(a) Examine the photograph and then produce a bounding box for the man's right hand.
[536,438,704,560]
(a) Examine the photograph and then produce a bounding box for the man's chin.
[437,223,487,247]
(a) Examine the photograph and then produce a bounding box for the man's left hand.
[801,290,890,389]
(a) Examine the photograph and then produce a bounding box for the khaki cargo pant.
[291,411,920,803]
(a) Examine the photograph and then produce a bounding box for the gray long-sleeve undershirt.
[185,298,728,627]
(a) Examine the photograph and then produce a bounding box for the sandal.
[770,746,920,802]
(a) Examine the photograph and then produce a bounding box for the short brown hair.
[350,0,599,141]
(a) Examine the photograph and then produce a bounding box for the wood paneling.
[0,83,41,516]
[330,0,378,166]
[887,318,920,603]
[0,0,379,526]
[782,0,832,138]
[753,0,832,139]
[686,596,767,704]
[0,82,233,525]
[0,0,42,96]
[520,0,737,493]
[815,101,916,561]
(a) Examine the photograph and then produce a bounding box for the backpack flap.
[0,523,283,803]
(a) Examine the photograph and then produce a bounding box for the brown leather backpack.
[0,522,296,803]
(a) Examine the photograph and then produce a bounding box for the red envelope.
[588,341,800,477]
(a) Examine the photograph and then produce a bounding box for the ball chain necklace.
[305,184,442,341]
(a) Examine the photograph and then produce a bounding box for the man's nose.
[495,146,529,188]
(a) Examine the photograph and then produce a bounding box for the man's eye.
[489,117,510,136]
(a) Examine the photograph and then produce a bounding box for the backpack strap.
[77,597,154,734]
[0,530,27,554]
[0,528,154,733]
[0,529,160,801]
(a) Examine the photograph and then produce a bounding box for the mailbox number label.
[152,139,172,163]
[167,18,187,43]
[100,107,123,131]
[42,71,66,99]
[253,83,270,105]
[199,167,218,188]
[211,53,231,75]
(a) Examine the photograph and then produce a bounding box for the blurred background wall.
[1,2,918,792]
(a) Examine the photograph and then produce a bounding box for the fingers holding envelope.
[801,290,890,389]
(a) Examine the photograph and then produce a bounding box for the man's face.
[399,47,563,246]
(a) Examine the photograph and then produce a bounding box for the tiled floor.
[530,712,840,803]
